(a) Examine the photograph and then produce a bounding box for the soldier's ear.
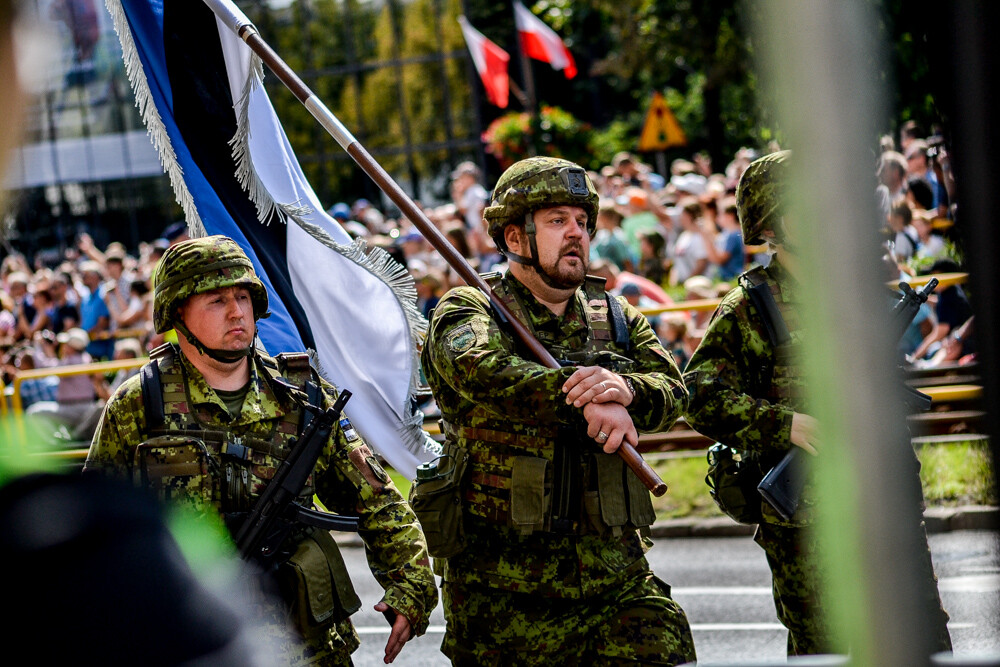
[504,224,524,255]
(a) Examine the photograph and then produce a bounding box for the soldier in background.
[85,235,437,666]
[421,157,696,665]
[684,150,951,655]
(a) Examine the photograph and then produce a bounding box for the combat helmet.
[736,150,790,246]
[483,156,599,250]
[153,235,268,361]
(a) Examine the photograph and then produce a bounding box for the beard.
[539,242,588,289]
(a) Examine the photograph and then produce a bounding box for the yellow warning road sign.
[638,92,687,152]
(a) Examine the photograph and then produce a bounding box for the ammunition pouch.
[409,447,469,558]
[277,526,361,641]
[134,435,218,513]
[706,443,764,525]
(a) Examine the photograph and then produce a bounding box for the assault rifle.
[756,278,938,520]
[235,388,359,562]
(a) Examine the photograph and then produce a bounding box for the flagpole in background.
[512,6,538,118]
[204,0,668,497]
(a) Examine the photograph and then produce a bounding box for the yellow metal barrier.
[10,357,148,415]
[893,271,968,290]
[920,383,982,404]
[635,272,970,319]
[639,297,722,317]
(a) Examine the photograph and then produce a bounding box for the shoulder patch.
[446,320,487,353]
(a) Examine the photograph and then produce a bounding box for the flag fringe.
[229,55,288,226]
[104,0,206,238]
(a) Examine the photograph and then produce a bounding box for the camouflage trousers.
[755,521,952,657]
[440,572,696,666]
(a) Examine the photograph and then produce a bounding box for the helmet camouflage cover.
[736,149,790,246]
[153,235,269,334]
[483,157,599,248]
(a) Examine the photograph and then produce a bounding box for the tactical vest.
[135,343,315,522]
[443,274,655,537]
[135,344,364,638]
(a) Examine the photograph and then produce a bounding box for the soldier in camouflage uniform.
[85,235,437,666]
[420,157,696,665]
[685,151,951,656]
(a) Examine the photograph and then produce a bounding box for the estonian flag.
[107,0,437,478]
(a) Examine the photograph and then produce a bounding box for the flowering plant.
[482,106,593,169]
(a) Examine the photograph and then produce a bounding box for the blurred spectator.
[17,287,53,339]
[413,268,444,319]
[657,313,695,369]
[702,196,745,281]
[670,199,709,285]
[5,348,59,409]
[618,187,662,260]
[450,161,489,231]
[49,272,80,334]
[0,289,15,344]
[905,139,948,211]
[910,260,973,362]
[912,213,947,261]
[589,258,672,305]
[78,261,113,360]
[913,316,974,369]
[877,151,908,200]
[590,199,635,272]
[637,229,669,288]
[26,327,103,440]
[78,337,145,441]
[898,119,923,156]
[887,203,919,262]
[683,275,718,332]
[162,220,190,246]
[906,176,935,212]
[620,282,661,331]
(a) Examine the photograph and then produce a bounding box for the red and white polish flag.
[513,2,578,79]
[458,16,510,108]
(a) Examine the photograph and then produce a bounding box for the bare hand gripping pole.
[204,0,667,496]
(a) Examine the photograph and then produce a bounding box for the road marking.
[673,587,772,595]
[938,575,1000,593]
[355,622,977,635]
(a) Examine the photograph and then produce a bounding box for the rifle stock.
[203,0,667,497]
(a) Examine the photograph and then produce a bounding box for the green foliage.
[918,440,996,507]
[651,455,724,520]
[903,237,964,275]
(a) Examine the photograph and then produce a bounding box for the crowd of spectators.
[0,121,974,440]
[0,222,189,439]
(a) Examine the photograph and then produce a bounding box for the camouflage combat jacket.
[685,257,813,527]
[421,271,686,599]
[85,346,437,663]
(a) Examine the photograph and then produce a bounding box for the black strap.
[743,270,791,346]
[606,293,631,351]
[140,361,165,432]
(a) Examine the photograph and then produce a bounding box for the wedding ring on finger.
[600,381,607,392]
[596,431,609,443]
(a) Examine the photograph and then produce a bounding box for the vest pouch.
[510,456,548,535]
[277,526,361,642]
[408,449,469,558]
[706,443,764,525]
[134,436,217,512]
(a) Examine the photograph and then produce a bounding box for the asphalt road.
[342,530,1000,666]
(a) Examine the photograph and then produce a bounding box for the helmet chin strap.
[174,320,255,364]
[772,217,799,254]
[504,212,583,290]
